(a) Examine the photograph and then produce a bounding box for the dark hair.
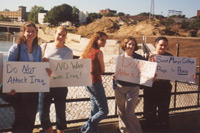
[120,37,139,51]
[17,21,38,46]
[154,36,168,45]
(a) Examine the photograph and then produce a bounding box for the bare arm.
[97,50,105,73]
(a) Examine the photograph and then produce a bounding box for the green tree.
[117,12,125,16]
[28,5,44,24]
[44,4,73,26]
[71,6,80,26]
[103,12,116,17]
[0,15,10,21]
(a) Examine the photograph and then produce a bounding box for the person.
[143,36,173,132]
[80,31,109,133]
[39,26,73,133]
[113,37,143,133]
[6,22,51,133]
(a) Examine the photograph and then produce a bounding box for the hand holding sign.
[3,62,49,93]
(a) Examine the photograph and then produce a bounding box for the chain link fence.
[1,70,200,132]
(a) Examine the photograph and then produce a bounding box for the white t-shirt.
[41,42,73,60]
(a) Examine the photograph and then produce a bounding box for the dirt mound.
[116,19,166,36]
[76,17,119,37]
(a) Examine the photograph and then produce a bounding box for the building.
[197,10,200,17]
[0,6,27,21]
[38,13,46,24]
[99,8,117,15]
[79,11,88,24]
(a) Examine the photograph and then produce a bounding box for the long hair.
[17,21,38,46]
[81,31,108,59]
[120,37,139,51]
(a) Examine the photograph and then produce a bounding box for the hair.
[81,31,108,59]
[154,36,168,46]
[55,26,67,33]
[17,21,38,46]
[120,37,139,51]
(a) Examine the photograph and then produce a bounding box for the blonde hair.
[81,31,108,58]
[55,26,67,33]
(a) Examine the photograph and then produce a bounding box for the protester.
[143,36,173,132]
[39,26,73,133]
[113,37,143,133]
[6,22,51,133]
[80,31,109,133]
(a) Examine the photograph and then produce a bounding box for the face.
[155,39,168,54]
[125,40,135,53]
[97,35,107,48]
[23,26,37,42]
[55,28,67,44]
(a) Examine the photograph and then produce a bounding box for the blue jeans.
[39,87,68,130]
[81,82,109,133]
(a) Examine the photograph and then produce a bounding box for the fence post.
[198,59,200,106]
[174,44,180,108]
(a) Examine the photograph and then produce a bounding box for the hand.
[153,73,157,82]
[46,68,52,76]
[112,74,116,80]
[8,89,16,95]
[42,57,49,62]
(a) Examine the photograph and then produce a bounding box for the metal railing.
[0,71,200,132]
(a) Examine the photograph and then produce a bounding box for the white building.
[38,13,46,24]
[79,11,88,24]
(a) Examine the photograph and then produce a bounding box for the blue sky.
[0,0,199,18]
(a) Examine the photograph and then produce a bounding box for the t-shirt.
[87,48,102,83]
[41,42,73,60]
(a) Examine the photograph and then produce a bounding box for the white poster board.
[49,59,92,87]
[0,53,3,84]
[3,62,49,93]
[156,55,196,82]
[115,56,157,87]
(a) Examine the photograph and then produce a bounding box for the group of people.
[2,21,173,133]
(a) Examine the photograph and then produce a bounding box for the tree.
[44,4,73,26]
[0,15,10,21]
[117,12,125,16]
[28,5,44,24]
[71,6,80,26]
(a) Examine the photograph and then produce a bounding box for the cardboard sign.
[115,56,157,87]
[155,55,196,82]
[49,59,92,87]
[3,62,49,93]
[0,53,3,84]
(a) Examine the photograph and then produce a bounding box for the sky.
[0,0,199,18]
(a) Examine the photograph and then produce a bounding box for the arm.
[7,44,19,61]
[97,50,105,73]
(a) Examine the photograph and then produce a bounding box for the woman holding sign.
[80,31,109,133]
[143,36,172,132]
[6,22,50,133]
[113,37,143,133]
[39,26,73,133]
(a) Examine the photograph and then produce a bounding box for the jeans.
[115,84,142,133]
[81,82,109,133]
[39,87,68,130]
[12,93,38,133]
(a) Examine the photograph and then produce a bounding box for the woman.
[143,36,172,132]
[7,22,50,133]
[80,31,109,133]
[39,26,73,133]
[113,37,143,133]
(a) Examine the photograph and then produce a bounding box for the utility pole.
[149,0,154,20]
